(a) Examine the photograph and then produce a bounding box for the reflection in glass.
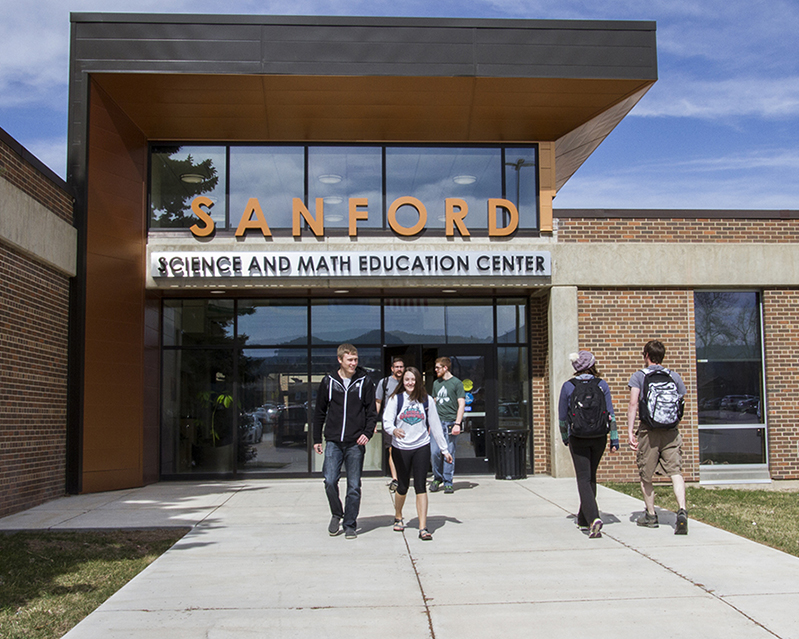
[163,299,235,347]
[384,299,493,344]
[385,300,445,344]
[504,148,537,230]
[238,348,310,473]
[150,145,227,229]
[497,299,527,343]
[308,147,382,228]
[497,347,530,430]
[699,428,766,465]
[695,292,764,426]
[230,146,303,230]
[386,147,501,230]
[237,299,308,346]
[161,348,235,474]
[311,299,381,344]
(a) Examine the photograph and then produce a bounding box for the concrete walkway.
[2,476,798,639]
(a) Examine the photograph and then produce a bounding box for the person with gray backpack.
[558,351,619,539]
[627,340,689,534]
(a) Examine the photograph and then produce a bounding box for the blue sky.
[1,0,797,210]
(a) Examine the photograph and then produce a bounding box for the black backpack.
[567,377,609,437]
[639,368,684,429]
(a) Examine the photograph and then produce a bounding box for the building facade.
[0,127,77,517]
[54,12,799,499]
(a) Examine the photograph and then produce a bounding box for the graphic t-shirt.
[382,393,448,452]
[432,376,465,422]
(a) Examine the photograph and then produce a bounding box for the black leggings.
[391,444,431,496]
[569,435,606,525]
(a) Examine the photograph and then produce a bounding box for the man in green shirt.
[430,357,466,494]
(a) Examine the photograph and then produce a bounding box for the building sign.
[152,250,551,279]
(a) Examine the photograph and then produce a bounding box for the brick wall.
[557,218,799,243]
[0,242,70,517]
[575,289,698,483]
[0,138,73,224]
[763,290,799,479]
[529,294,550,474]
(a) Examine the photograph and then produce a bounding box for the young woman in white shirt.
[382,366,453,541]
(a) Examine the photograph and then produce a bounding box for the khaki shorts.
[636,428,682,482]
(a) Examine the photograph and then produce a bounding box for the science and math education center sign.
[151,250,551,279]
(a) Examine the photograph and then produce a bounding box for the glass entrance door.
[423,345,495,474]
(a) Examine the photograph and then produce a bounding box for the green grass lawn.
[604,482,799,558]
[0,529,186,639]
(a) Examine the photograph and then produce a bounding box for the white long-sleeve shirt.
[382,392,449,452]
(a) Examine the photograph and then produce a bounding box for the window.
[694,291,766,465]
[149,144,539,233]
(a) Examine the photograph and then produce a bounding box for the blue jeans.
[431,421,458,484]
[322,441,365,531]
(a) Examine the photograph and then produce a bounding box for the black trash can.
[489,429,529,480]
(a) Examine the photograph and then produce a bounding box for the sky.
[1,0,797,210]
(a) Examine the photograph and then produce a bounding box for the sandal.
[393,518,405,531]
[418,528,433,541]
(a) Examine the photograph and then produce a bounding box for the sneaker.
[576,517,589,530]
[636,511,659,528]
[444,484,454,494]
[328,516,342,536]
[388,479,398,493]
[429,479,442,493]
[675,509,688,535]
[588,518,603,538]
[344,527,357,539]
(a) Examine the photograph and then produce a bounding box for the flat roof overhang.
[70,14,657,191]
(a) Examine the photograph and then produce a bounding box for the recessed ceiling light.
[210,290,225,295]
[318,174,342,184]
[180,173,206,184]
[326,214,344,222]
[452,175,477,185]
[324,196,343,204]
[442,289,457,293]
[334,289,349,294]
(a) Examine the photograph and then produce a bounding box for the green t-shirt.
[432,375,465,422]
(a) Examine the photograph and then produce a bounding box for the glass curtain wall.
[694,291,767,466]
[161,297,530,477]
[149,144,539,232]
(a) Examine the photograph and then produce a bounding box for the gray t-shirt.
[376,376,401,402]
[628,365,686,396]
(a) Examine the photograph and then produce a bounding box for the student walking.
[376,356,405,493]
[558,351,619,538]
[312,344,378,540]
[382,367,452,541]
[627,340,689,534]
[430,357,466,494]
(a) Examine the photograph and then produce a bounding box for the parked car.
[239,412,263,444]
[720,395,754,411]
[273,404,309,447]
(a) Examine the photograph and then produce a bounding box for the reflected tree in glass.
[150,146,220,228]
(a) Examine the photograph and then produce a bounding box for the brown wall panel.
[82,79,151,492]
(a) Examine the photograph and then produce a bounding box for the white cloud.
[633,76,799,119]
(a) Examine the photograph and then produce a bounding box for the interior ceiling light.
[452,175,477,185]
[442,289,457,293]
[323,196,343,204]
[180,173,206,184]
[334,289,349,294]
[326,214,344,222]
[318,174,342,184]
[210,290,225,295]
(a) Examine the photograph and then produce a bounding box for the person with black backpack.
[627,340,689,535]
[558,351,619,539]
